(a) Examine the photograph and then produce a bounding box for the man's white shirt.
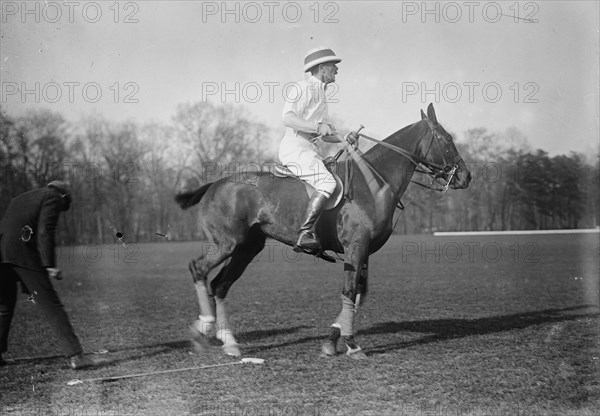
[281,74,330,143]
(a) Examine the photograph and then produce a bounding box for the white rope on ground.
[66,358,265,386]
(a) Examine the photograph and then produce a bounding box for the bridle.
[349,118,462,200]
[312,118,465,257]
[411,117,462,193]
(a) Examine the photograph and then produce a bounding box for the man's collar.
[306,74,327,90]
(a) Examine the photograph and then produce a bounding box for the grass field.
[1,233,598,416]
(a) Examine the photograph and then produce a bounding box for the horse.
[175,103,471,359]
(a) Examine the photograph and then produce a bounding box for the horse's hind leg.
[189,240,236,347]
[210,229,266,357]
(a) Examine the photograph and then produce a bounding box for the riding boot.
[294,191,329,254]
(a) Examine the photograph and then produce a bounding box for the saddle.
[272,156,351,210]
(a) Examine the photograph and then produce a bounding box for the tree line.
[1,103,598,245]
[395,127,599,233]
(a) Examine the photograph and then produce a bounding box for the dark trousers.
[0,263,82,358]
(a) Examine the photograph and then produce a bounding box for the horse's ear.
[421,109,427,120]
[427,103,437,123]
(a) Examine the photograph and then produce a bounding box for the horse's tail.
[174,183,213,209]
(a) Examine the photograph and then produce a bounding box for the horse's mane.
[362,119,425,158]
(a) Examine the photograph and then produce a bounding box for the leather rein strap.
[348,124,460,212]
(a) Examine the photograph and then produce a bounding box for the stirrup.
[293,230,320,253]
[293,242,320,255]
[317,251,337,263]
[293,232,336,263]
[293,245,336,263]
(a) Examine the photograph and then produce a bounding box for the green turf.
[1,234,598,415]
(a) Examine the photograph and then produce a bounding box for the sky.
[1,0,599,157]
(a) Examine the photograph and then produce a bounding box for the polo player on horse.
[278,46,357,255]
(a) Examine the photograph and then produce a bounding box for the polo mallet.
[66,357,265,385]
[334,125,364,161]
[335,125,389,221]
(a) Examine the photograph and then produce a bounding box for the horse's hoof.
[191,319,214,336]
[222,343,241,357]
[346,346,367,360]
[189,326,212,354]
[321,340,337,357]
[191,337,208,354]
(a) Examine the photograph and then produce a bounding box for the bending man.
[0,181,100,369]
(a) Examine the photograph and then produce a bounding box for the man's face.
[321,63,338,84]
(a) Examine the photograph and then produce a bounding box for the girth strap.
[344,157,354,202]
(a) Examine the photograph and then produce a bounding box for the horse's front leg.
[322,244,369,360]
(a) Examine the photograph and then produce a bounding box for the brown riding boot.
[294,191,329,254]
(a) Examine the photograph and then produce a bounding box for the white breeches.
[278,135,337,197]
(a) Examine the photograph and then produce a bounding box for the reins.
[333,122,460,232]
[356,131,444,172]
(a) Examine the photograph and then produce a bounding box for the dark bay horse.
[175,104,471,359]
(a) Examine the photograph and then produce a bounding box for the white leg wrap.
[216,329,238,346]
[215,297,238,346]
[194,282,215,317]
[334,295,356,337]
[193,314,215,335]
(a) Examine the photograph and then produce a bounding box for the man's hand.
[46,267,62,280]
[345,131,360,148]
[317,122,336,136]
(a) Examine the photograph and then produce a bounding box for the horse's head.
[418,104,471,190]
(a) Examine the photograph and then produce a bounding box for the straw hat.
[303,46,341,72]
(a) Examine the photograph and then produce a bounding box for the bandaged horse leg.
[209,236,266,357]
[337,295,367,359]
[215,297,241,357]
[192,281,216,335]
[345,276,369,359]
[322,244,369,359]
[322,295,356,357]
[188,242,234,349]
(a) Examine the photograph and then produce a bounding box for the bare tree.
[171,101,271,187]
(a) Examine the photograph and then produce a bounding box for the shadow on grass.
[102,325,315,365]
[236,325,312,343]
[360,304,599,355]
[3,326,313,367]
[3,340,193,367]
[101,325,315,366]
[244,305,599,355]
[5,307,597,364]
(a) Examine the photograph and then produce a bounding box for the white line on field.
[434,229,600,236]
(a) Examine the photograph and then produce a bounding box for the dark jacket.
[0,185,70,271]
